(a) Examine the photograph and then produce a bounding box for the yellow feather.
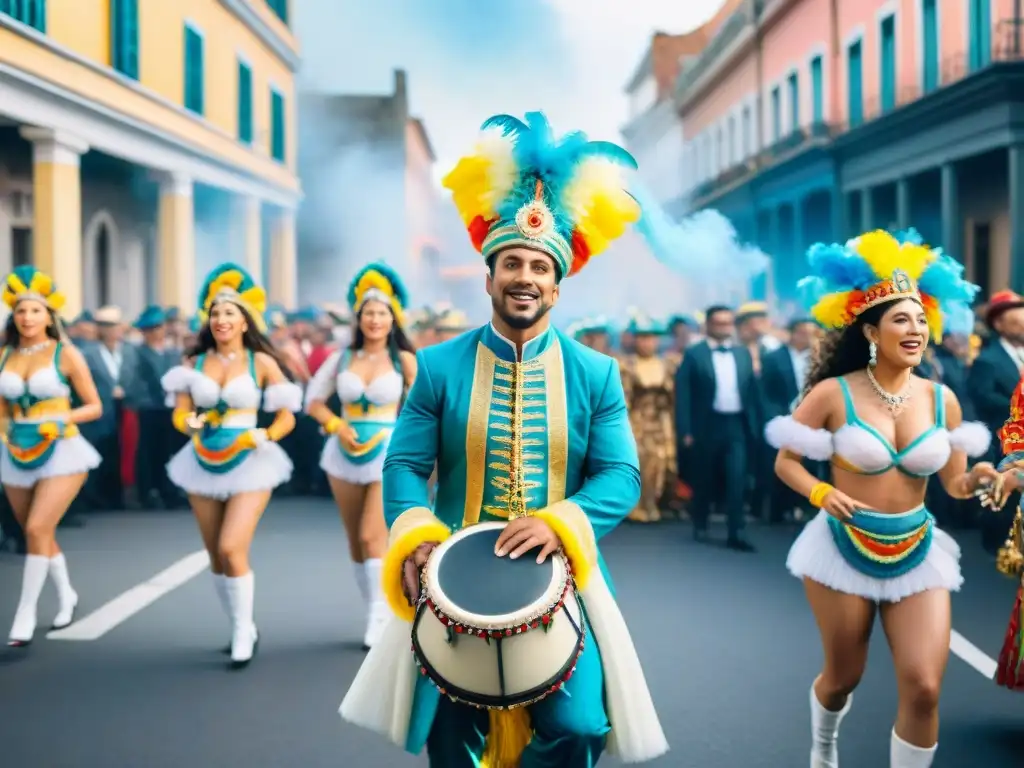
[855,231,902,280]
[924,304,942,342]
[894,243,933,281]
[205,270,246,308]
[812,291,853,328]
[355,271,395,306]
[7,273,28,295]
[442,128,517,225]
[28,271,53,296]
[561,158,640,256]
[47,291,66,311]
[239,286,266,314]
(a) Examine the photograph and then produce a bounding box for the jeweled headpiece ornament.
[2,265,65,312]
[800,229,979,341]
[346,262,408,327]
[197,263,267,332]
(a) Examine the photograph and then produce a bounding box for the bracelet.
[324,416,343,435]
[808,482,834,508]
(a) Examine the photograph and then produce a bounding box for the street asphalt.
[0,499,1020,767]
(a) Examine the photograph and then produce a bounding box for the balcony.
[674,6,752,101]
[689,122,836,206]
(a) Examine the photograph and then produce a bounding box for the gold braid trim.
[997,506,1024,578]
[533,499,597,591]
[381,507,451,621]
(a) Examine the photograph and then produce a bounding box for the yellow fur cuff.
[382,506,451,622]
[534,500,597,591]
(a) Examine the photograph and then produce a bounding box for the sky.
[292,0,755,320]
[295,0,725,182]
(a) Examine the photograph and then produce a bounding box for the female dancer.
[161,264,302,667]
[304,263,416,649]
[1,266,102,647]
[765,230,994,767]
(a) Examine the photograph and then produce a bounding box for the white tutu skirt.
[787,510,963,602]
[0,436,102,488]
[319,436,387,485]
[166,442,294,500]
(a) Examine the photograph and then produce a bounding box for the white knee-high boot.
[211,571,232,652]
[362,558,386,648]
[810,685,852,768]
[353,561,369,604]
[49,553,79,629]
[9,555,50,645]
[890,729,936,768]
[224,572,258,666]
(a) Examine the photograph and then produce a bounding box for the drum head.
[436,526,553,617]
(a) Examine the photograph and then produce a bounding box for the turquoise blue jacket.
[380,322,640,754]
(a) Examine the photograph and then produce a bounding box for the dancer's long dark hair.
[802,297,923,397]
[3,307,64,349]
[186,303,294,381]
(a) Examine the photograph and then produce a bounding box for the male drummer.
[340,112,667,767]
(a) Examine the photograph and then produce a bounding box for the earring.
[869,341,878,368]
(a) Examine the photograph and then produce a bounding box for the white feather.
[476,128,517,212]
[948,421,991,457]
[764,416,834,461]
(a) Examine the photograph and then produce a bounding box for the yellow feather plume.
[812,291,854,329]
[6,273,28,296]
[204,269,245,309]
[442,128,516,225]
[238,286,266,315]
[47,291,66,311]
[924,304,942,342]
[561,158,640,257]
[854,231,933,280]
[354,270,395,305]
[28,271,52,297]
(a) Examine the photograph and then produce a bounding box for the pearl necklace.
[16,341,50,355]
[866,366,914,416]
[216,351,239,364]
[356,349,383,361]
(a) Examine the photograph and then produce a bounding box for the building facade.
[296,70,442,307]
[676,0,1024,310]
[0,0,302,319]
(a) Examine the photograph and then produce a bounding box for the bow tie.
[712,345,731,354]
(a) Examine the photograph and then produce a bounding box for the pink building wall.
[761,0,831,134]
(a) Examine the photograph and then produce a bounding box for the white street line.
[47,550,209,641]
[949,629,998,680]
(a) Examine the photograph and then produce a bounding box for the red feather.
[468,216,493,252]
[568,231,591,277]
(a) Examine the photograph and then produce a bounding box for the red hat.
[985,290,1024,326]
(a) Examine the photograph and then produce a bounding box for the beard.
[492,291,550,330]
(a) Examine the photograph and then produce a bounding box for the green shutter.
[3,0,46,31]
[771,86,781,142]
[788,73,799,132]
[969,0,991,72]
[184,25,204,115]
[810,56,823,123]
[111,0,139,79]
[880,16,895,111]
[848,41,863,127]
[238,61,253,143]
[271,89,285,162]
[922,0,939,92]
[267,0,288,25]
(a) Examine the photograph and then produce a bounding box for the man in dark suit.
[761,318,819,523]
[675,305,760,551]
[969,291,1024,551]
[126,306,181,509]
[80,306,138,510]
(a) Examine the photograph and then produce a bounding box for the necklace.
[866,366,914,415]
[216,351,239,364]
[356,349,382,361]
[16,341,50,355]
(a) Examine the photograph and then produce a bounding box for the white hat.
[94,305,123,325]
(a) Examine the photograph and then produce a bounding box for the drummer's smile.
[505,287,539,310]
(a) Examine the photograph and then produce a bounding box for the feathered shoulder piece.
[799,228,979,341]
[442,111,641,279]
[347,262,408,326]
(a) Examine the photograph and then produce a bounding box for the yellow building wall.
[12,0,299,182]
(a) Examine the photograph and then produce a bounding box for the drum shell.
[413,588,585,709]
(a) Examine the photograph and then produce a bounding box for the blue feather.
[480,114,528,136]
[806,242,877,291]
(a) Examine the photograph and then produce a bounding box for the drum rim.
[423,521,569,631]
[411,590,587,710]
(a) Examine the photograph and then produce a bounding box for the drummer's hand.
[495,517,560,563]
[401,541,439,607]
[337,424,360,453]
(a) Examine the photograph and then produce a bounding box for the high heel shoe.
[7,609,37,648]
[51,594,79,631]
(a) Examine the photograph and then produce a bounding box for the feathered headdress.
[2,265,65,312]
[197,263,267,332]
[442,112,642,279]
[799,229,978,342]
[347,262,408,327]
[628,312,667,336]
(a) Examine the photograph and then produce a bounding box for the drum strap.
[481,708,532,768]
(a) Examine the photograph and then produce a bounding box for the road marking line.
[47,550,209,641]
[949,629,998,680]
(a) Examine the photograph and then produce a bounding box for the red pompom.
[468,216,493,252]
